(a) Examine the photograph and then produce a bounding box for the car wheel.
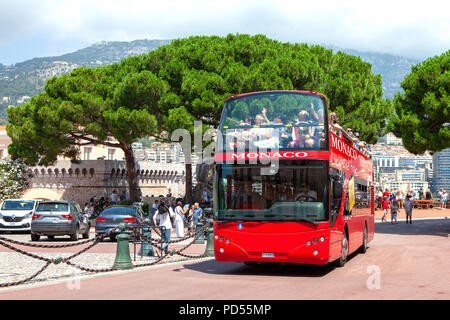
[47,235,55,241]
[31,233,40,241]
[70,225,79,241]
[334,231,348,268]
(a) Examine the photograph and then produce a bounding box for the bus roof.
[225,90,327,102]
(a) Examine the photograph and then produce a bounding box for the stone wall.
[21,160,190,205]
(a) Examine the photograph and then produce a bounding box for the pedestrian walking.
[441,190,448,211]
[110,190,118,204]
[174,201,187,238]
[190,202,203,235]
[377,189,383,209]
[187,204,195,235]
[201,188,209,206]
[381,197,389,222]
[397,190,404,209]
[404,194,413,224]
[152,200,175,256]
[390,199,399,224]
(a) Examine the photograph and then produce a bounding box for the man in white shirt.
[153,201,175,255]
[110,190,118,204]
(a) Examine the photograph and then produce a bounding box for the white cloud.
[0,0,449,63]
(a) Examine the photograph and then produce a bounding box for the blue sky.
[1,0,449,65]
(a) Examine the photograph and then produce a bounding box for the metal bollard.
[204,219,214,257]
[112,223,134,270]
[193,219,206,244]
[138,218,154,257]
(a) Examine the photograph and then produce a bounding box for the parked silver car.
[31,201,90,241]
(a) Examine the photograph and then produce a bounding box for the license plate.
[262,253,274,258]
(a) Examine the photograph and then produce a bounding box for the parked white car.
[0,199,40,233]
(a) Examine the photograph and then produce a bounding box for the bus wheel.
[359,224,368,254]
[334,232,348,268]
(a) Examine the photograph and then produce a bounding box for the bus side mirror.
[332,181,343,199]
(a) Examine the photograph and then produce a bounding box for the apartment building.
[432,148,450,194]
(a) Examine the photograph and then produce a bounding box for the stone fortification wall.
[22,160,189,205]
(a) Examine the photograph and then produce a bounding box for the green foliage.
[6,65,161,166]
[0,159,33,201]
[389,50,450,154]
[115,34,391,143]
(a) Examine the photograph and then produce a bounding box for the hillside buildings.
[371,133,434,195]
[432,148,450,194]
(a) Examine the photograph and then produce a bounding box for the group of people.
[152,199,204,255]
[83,190,127,218]
[378,189,414,224]
[226,103,326,151]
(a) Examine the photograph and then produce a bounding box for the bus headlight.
[219,248,224,253]
[306,241,312,246]
[320,236,325,242]
[313,238,318,244]
[313,250,319,256]
[214,235,219,240]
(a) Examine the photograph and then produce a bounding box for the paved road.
[0,218,448,300]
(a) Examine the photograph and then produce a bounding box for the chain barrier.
[131,221,211,267]
[0,220,214,288]
[0,228,118,288]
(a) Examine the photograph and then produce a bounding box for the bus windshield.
[219,91,327,152]
[216,160,329,222]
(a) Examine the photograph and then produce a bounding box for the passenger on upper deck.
[250,108,278,149]
[287,109,315,148]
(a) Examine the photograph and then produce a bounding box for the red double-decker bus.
[213,90,374,267]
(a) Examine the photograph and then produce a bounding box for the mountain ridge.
[0,39,421,124]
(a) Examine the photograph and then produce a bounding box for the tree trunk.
[123,145,139,202]
[185,162,192,205]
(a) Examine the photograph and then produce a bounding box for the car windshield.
[219,91,327,152]
[1,200,35,211]
[37,203,69,212]
[101,207,136,216]
[216,160,329,222]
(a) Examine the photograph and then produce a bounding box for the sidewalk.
[374,207,448,221]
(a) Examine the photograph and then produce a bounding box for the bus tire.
[334,231,348,268]
[359,224,368,254]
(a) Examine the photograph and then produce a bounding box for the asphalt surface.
[0,218,448,300]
